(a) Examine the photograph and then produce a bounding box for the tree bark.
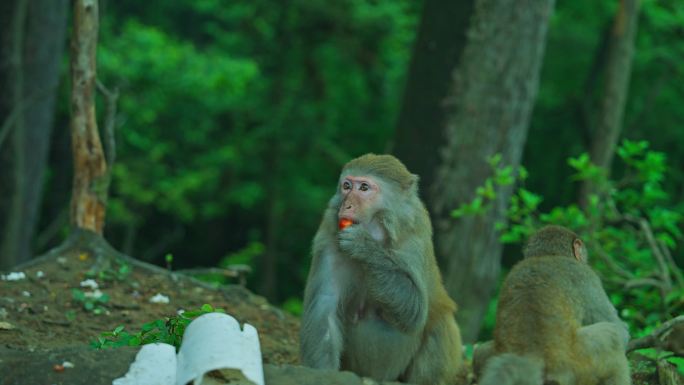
[70,0,108,234]
[580,0,640,205]
[392,0,476,198]
[0,0,68,270]
[430,0,555,342]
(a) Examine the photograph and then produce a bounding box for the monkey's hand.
[338,225,385,261]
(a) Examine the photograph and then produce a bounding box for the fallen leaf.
[0,321,15,330]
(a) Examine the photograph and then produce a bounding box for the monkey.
[299,153,464,385]
[475,225,631,385]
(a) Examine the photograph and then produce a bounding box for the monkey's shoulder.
[505,255,601,289]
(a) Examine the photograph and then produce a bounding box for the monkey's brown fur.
[300,153,464,385]
[478,225,630,385]
[343,153,416,190]
[523,225,586,259]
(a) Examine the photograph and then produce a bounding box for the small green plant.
[451,153,529,218]
[72,288,110,315]
[101,260,132,281]
[282,297,303,316]
[91,303,224,350]
[65,310,77,321]
[220,241,263,269]
[637,348,684,376]
[85,260,132,282]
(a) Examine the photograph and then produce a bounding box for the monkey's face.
[337,174,382,225]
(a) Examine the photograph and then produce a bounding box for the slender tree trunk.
[70,0,108,234]
[580,0,640,206]
[392,0,476,197]
[0,0,68,270]
[430,0,554,342]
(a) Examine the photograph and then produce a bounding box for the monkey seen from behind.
[475,225,631,385]
[300,153,464,385]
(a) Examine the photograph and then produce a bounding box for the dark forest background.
[1,0,683,346]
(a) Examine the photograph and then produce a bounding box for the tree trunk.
[430,0,555,342]
[0,0,68,270]
[70,0,108,234]
[580,0,640,205]
[392,0,476,198]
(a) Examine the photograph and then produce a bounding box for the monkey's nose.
[346,205,352,209]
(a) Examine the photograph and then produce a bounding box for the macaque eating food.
[300,153,464,385]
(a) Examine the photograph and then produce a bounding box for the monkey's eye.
[359,183,369,191]
[342,181,352,190]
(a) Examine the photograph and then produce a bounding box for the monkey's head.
[334,154,421,239]
[523,225,588,263]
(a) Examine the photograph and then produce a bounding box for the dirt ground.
[0,247,300,366]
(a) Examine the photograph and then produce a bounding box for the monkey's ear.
[406,173,420,192]
[572,239,587,263]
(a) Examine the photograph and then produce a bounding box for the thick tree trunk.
[392,0,476,197]
[430,0,555,342]
[0,0,68,270]
[580,0,640,205]
[70,0,108,234]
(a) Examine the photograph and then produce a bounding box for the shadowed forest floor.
[0,250,299,365]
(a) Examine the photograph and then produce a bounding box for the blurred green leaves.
[92,0,419,302]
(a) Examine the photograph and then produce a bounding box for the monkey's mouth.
[338,217,357,230]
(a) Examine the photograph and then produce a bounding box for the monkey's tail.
[478,353,544,385]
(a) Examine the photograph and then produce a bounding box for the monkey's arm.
[339,225,428,334]
[300,223,345,369]
[581,273,630,345]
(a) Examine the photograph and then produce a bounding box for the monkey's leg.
[344,317,421,381]
[300,292,344,369]
[402,316,464,385]
[473,340,495,379]
[576,322,631,385]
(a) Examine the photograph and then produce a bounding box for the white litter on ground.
[1,272,26,281]
[113,313,264,385]
[80,279,99,289]
[149,293,170,304]
[84,289,105,299]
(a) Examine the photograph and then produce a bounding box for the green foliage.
[220,241,263,268]
[451,155,527,218]
[282,297,303,316]
[87,260,132,282]
[638,348,684,376]
[91,304,224,350]
[455,140,684,337]
[72,288,110,315]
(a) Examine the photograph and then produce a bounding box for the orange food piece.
[338,218,353,230]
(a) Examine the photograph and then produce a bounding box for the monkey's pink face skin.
[338,175,381,224]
